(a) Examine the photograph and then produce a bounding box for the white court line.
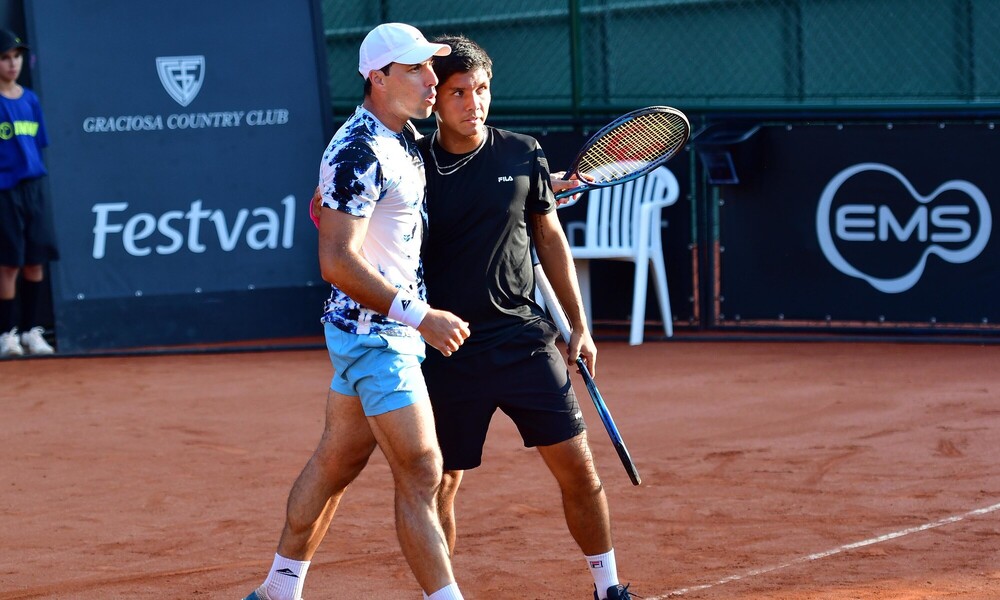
[647,501,1000,599]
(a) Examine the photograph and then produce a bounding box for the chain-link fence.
[320,0,1000,119]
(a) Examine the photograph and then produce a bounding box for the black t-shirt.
[418,127,557,353]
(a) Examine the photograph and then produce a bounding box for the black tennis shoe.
[594,583,634,600]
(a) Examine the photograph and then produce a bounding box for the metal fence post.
[568,0,582,125]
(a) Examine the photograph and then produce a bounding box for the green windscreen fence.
[321,0,1000,118]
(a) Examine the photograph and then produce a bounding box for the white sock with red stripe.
[586,549,620,599]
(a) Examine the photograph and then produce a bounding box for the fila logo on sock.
[589,560,604,568]
[275,568,299,578]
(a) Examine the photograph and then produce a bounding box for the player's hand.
[549,172,594,207]
[568,328,597,377]
[419,309,471,357]
[310,186,323,229]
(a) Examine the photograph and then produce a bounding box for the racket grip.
[615,441,642,486]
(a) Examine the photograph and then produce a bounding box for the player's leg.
[502,322,607,554]
[278,389,377,558]
[244,389,377,600]
[369,398,463,596]
[372,390,460,588]
[353,332,464,598]
[536,433,630,599]
[537,431,611,555]
[501,320,629,599]
[422,344,497,558]
[244,325,383,600]
[437,469,464,555]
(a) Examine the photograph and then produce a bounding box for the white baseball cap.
[358,23,451,79]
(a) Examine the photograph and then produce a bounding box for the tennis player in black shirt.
[418,35,633,600]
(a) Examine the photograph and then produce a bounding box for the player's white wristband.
[388,290,430,329]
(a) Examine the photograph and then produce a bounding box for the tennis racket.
[555,106,690,200]
[532,260,641,486]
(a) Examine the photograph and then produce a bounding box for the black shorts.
[422,319,586,471]
[0,177,60,267]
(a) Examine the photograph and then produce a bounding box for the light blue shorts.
[324,323,429,417]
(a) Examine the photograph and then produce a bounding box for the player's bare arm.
[530,210,597,376]
[318,206,469,357]
[318,207,397,311]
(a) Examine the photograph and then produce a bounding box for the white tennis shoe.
[20,326,54,355]
[1,327,24,357]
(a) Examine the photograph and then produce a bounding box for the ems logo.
[816,163,992,294]
[156,55,206,107]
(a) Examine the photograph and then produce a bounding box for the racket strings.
[578,112,688,183]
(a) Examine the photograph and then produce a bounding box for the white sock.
[586,549,620,599]
[427,582,464,600]
[262,553,310,600]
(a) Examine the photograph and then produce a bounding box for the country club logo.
[83,55,291,134]
[156,55,205,107]
[816,163,992,294]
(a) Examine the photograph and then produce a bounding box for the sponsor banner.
[31,0,328,302]
[27,0,330,349]
[717,122,997,328]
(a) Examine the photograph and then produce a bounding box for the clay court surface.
[3,339,1000,599]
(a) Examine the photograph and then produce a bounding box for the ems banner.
[28,0,331,350]
[716,122,997,332]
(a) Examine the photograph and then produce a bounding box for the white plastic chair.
[564,166,679,345]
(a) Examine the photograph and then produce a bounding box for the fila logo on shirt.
[497,175,514,182]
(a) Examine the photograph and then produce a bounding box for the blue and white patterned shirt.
[318,105,427,336]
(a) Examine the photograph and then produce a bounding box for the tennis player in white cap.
[242,23,468,600]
